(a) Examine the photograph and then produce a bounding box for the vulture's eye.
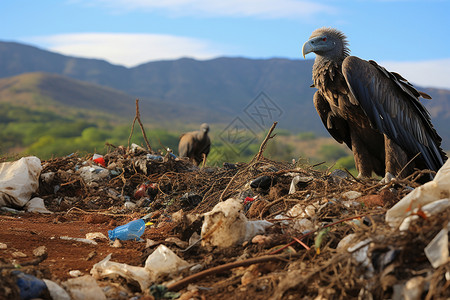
[322,37,327,41]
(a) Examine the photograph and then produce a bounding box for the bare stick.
[127,99,152,152]
[167,252,297,291]
[254,122,278,161]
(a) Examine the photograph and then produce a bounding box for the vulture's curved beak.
[302,40,314,59]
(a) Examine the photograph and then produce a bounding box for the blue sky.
[1,0,450,89]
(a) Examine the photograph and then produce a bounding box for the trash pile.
[0,142,449,299]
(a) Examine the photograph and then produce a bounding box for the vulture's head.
[200,123,210,133]
[302,27,350,60]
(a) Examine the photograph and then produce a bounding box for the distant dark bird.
[178,123,211,166]
[302,27,446,181]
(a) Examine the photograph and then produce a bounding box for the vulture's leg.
[384,134,408,179]
[350,130,374,178]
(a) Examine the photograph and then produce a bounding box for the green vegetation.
[0,105,354,170]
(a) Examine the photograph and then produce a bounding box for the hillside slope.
[0,72,228,125]
[1,41,449,148]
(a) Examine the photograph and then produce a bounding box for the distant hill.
[0,72,228,125]
[1,41,449,149]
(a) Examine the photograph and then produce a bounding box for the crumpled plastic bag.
[91,254,151,291]
[201,198,273,248]
[91,245,189,291]
[386,159,450,229]
[0,156,42,208]
[145,244,190,279]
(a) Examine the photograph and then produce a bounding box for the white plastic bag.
[386,159,450,228]
[0,156,42,208]
[145,244,189,279]
[201,198,272,248]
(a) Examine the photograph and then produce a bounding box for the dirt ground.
[0,144,449,300]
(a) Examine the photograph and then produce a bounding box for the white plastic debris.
[91,245,189,290]
[91,253,151,291]
[69,270,84,277]
[386,159,450,228]
[0,243,7,249]
[398,199,450,231]
[201,198,273,248]
[341,191,362,201]
[62,275,106,300]
[145,244,190,279]
[287,203,316,218]
[0,156,42,208]
[292,218,314,233]
[77,166,110,184]
[85,232,108,241]
[124,201,137,209]
[289,176,313,194]
[424,226,449,268]
[347,238,374,275]
[43,279,71,300]
[392,276,426,300]
[40,172,55,184]
[60,236,97,245]
[25,197,53,214]
[337,233,359,251]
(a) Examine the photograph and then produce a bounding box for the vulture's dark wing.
[313,92,352,149]
[342,56,445,171]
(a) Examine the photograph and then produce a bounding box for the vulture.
[302,27,447,181]
[178,123,211,166]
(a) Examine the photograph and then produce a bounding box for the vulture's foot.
[379,172,396,184]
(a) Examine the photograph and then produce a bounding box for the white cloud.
[380,59,450,90]
[25,33,226,67]
[77,0,336,18]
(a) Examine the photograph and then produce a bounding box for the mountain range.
[1,41,449,149]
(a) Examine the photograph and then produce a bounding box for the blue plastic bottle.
[108,219,146,241]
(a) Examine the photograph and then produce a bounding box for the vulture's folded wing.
[313,92,352,149]
[341,56,445,171]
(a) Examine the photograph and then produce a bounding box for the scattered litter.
[77,166,110,184]
[145,244,190,280]
[43,279,71,300]
[250,176,275,192]
[111,239,122,248]
[85,232,108,241]
[12,270,48,300]
[108,219,146,241]
[424,226,449,268]
[60,236,98,245]
[62,275,106,300]
[341,191,362,200]
[386,159,450,228]
[0,242,7,249]
[92,154,106,167]
[289,176,313,194]
[201,198,273,248]
[25,197,53,214]
[69,270,84,277]
[91,253,151,291]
